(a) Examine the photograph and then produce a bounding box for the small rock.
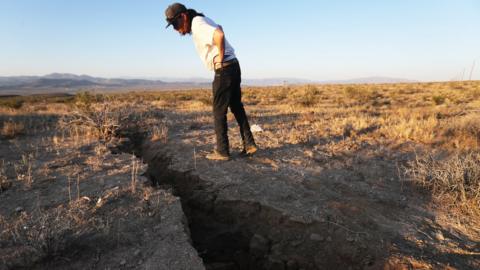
[286,260,298,270]
[326,236,332,242]
[119,137,131,144]
[309,233,324,241]
[270,243,283,256]
[346,235,355,242]
[119,259,126,266]
[291,239,303,247]
[134,249,141,256]
[207,262,236,270]
[251,124,263,133]
[250,234,269,257]
[265,257,285,270]
[304,150,314,158]
[15,207,24,213]
[434,231,445,242]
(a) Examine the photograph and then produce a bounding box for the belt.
[214,58,238,71]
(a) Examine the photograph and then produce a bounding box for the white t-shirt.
[191,16,236,71]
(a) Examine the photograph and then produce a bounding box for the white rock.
[250,124,263,133]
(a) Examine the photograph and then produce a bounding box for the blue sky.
[1,0,479,81]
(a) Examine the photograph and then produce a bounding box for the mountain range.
[0,73,415,95]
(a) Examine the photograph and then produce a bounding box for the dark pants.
[212,61,255,155]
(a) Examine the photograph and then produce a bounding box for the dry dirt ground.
[1,81,480,269]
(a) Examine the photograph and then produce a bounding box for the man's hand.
[213,26,225,65]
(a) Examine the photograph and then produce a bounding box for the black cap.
[165,3,187,28]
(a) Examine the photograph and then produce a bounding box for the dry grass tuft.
[442,113,480,148]
[0,160,12,192]
[14,153,34,188]
[0,201,102,264]
[151,121,169,143]
[406,151,480,205]
[59,103,134,142]
[293,85,321,107]
[0,97,24,109]
[1,120,25,139]
[432,94,446,105]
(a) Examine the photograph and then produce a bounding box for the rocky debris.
[434,231,445,242]
[250,234,270,258]
[206,262,236,270]
[309,233,324,241]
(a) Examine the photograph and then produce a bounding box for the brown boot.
[206,150,230,161]
[240,145,258,156]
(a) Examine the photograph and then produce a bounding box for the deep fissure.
[116,131,377,270]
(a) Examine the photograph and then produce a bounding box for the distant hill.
[321,76,416,84]
[157,76,415,86]
[0,73,416,95]
[0,73,209,95]
[0,73,172,89]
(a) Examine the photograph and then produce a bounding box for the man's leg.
[229,64,256,150]
[212,72,232,156]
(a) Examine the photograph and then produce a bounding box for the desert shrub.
[343,86,378,103]
[468,88,480,100]
[13,153,34,188]
[157,93,176,104]
[371,97,391,107]
[0,160,11,192]
[151,121,169,143]
[441,114,480,146]
[49,95,75,104]
[432,95,446,105]
[406,151,480,203]
[197,95,212,106]
[344,86,359,98]
[0,97,24,109]
[175,93,194,101]
[59,103,135,141]
[1,120,25,138]
[0,202,101,266]
[272,87,290,101]
[294,85,321,107]
[75,91,103,110]
[242,89,257,102]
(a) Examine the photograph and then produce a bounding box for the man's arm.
[213,26,225,64]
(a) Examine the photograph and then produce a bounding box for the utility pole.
[469,60,476,81]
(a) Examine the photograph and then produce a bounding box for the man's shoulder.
[192,16,217,28]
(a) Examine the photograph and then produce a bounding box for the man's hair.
[186,8,204,25]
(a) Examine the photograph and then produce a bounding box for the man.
[165,3,257,161]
